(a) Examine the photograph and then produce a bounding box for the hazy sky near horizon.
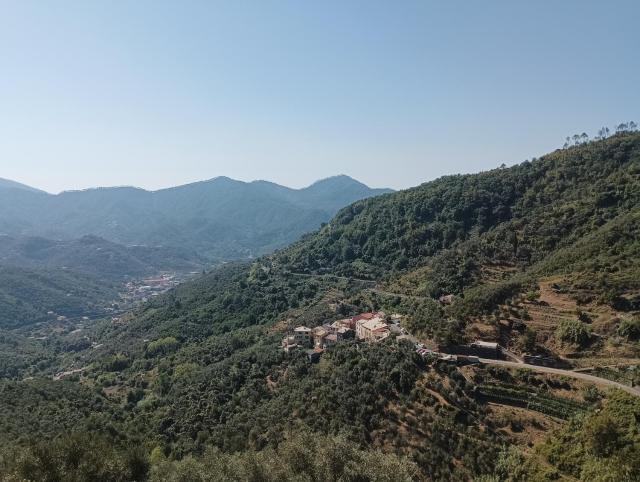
[1,1,638,193]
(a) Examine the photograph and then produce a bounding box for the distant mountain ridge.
[0,175,392,260]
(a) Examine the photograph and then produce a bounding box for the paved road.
[290,270,640,399]
[479,358,640,397]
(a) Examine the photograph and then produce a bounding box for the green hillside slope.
[0,265,118,329]
[2,132,639,481]
[0,234,205,281]
[281,132,640,279]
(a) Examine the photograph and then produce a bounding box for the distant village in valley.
[25,271,201,351]
[122,272,201,304]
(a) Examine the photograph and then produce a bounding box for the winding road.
[288,271,640,398]
[478,358,640,397]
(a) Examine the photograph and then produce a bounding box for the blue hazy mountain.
[0,175,392,260]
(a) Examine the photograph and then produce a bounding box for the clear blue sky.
[1,1,638,193]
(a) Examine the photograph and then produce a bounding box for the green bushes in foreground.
[0,430,418,482]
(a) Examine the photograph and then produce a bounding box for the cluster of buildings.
[122,273,191,304]
[282,312,399,361]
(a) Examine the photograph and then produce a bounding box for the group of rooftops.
[282,311,403,359]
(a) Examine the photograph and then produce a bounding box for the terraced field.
[470,278,640,367]
[475,382,589,420]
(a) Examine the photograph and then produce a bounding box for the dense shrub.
[617,317,640,340]
[556,319,591,346]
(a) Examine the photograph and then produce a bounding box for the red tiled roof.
[351,312,376,322]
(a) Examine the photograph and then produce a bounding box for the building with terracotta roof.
[332,318,356,330]
[355,316,390,342]
[312,326,330,348]
[351,312,377,322]
[324,333,338,346]
[335,326,354,341]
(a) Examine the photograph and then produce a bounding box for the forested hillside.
[281,132,639,280]
[0,234,206,330]
[0,234,205,281]
[0,175,391,261]
[0,265,117,329]
[1,132,640,481]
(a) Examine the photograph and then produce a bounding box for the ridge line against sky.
[2,174,393,196]
[0,1,638,193]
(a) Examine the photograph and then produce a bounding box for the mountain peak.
[303,175,392,196]
[206,176,237,184]
[307,174,363,188]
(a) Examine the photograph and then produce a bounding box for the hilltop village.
[282,309,566,369]
[282,311,408,361]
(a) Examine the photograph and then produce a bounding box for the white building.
[282,335,299,353]
[293,326,313,347]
